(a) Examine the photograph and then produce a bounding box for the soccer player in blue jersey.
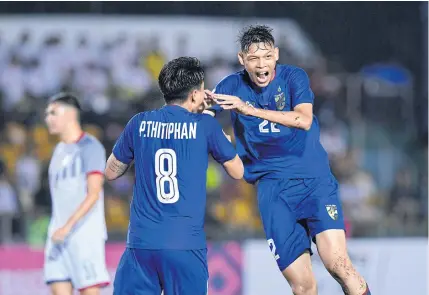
[205,25,371,295]
[105,57,244,295]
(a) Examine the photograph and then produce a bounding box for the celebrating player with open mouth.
[205,25,371,295]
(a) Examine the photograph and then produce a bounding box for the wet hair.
[238,25,275,53]
[158,57,205,104]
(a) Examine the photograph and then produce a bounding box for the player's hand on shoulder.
[210,93,254,116]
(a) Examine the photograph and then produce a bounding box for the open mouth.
[255,71,269,84]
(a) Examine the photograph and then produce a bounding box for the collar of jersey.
[163,104,189,112]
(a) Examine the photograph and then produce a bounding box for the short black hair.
[238,25,275,53]
[158,57,204,104]
[48,92,82,111]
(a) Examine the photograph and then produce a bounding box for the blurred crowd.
[0,30,426,246]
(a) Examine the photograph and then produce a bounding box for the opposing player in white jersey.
[44,93,110,295]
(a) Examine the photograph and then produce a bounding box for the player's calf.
[281,251,317,295]
[316,229,371,295]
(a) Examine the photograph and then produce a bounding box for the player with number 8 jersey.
[106,57,244,295]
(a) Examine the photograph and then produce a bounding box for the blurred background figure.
[0,2,426,295]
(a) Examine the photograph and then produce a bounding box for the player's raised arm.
[106,116,136,181]
[211,69,314,130]
[215,94,313,131]
[203,75,240,117]
[206,117,244,179]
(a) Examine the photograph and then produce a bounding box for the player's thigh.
[257,179,312,271]
[49,281,74,295]
[300,175,346,241]
[44,240,72,286]
[315,229,349,271]
[281,250,317,294]
[79,286,100,295]
[68,239,110,292]
[113,248,161,295]
[156,249,209,295]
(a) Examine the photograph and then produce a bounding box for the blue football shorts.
[113,248,208,295]
[256,174,345,271]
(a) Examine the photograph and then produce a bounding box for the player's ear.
[274,47,279,62]
[191,89,198,104]
[238,52,244,66]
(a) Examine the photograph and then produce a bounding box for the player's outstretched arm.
[211,93,313,131]
[105,153,132,181]
[248,102,313,131]
[222,155,244,180]
[207,68,315,130]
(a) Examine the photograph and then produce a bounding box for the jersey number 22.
[259,120,280,133]
[155,149,179,204]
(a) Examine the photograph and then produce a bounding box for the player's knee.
[324,253,354,278]
[290,278,317,295]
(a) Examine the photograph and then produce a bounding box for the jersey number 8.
[155,149,180,204]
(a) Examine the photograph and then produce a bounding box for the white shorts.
[44,237,110,291]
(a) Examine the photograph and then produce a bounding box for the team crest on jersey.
[274,87,285,110]
[325,205,338,220]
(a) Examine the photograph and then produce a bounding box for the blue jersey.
[211,64,330,183]
[113,105,237,250]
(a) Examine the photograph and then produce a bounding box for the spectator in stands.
[39,34,70,93]
[337,149,382,235]
[72,34,99,70]
[205,56,235,89]
[0,122,27,175]
[14,30,35,66]
[15,143,41,217]
[111,58,152,101]
[318,108,349,161]
[73,61,109,99]
[142,35,166,81]
[388,167,420,233]
[0,31,9,70]
[24,58,47,98]
[1,55,25,111]
[0,159,19,243]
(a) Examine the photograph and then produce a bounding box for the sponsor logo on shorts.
[325,205,338,220]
